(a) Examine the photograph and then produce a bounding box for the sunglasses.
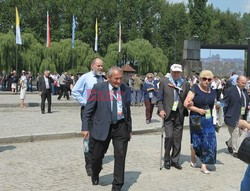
[202,77,212,82]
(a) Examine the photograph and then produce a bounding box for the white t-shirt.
[20,75,27,88]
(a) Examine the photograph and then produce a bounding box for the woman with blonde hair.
[143,73,158,124]
[184,70,218,174]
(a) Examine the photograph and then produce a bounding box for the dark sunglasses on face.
[202,77,212,82]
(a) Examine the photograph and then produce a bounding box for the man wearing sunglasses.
[223,75,249,157]
[157,64,190,170]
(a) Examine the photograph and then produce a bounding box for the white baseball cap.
[170,64,182,72]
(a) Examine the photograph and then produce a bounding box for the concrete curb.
[0,127,163,144]
[0,125,227,144]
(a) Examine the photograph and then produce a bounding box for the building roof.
[122,64,136,72]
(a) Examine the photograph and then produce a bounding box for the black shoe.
[91,176,99,185]
[164,161,171,170]
[171,162,182,170]
[233,153,238,158]
[86,168,92,176]
[225,141,233,153]
[41,111,45,114]
[48,111,52,114]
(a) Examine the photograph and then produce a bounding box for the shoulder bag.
[238,137,250,164]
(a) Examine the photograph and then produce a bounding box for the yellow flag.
[94,18,98,52]
[16,7,22,45]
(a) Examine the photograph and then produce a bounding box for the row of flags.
[15,7,122,52]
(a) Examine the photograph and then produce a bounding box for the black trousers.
[81,106,93,171]
[41,89,52,112]
[164,111,184,163]
[58,84,69,100]
[92,120,129,190]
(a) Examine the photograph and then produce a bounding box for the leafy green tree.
[0,31,16,73]
[188,0,211,43]
[105,39,168,74]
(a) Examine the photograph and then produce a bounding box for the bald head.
[237,75,247,89]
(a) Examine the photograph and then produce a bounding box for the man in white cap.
[157,64,190,170]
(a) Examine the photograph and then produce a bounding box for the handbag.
[238,137,250,164]
[190,115,202,131]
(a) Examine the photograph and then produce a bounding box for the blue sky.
[201,49,245,59]
[168,0,250,14]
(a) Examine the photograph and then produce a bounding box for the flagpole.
[71,49,74,69]
[15,44,18,72]
[118,52,120,67]
[118,21,122,67]
[15,7,22,73]
[72,15,76,69]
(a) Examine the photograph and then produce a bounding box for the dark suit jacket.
[82,82,132,141]
[38,76,53,93]
[223,86,249,127]
[157,77,190,123]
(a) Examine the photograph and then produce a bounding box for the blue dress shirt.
[72,71,103,106]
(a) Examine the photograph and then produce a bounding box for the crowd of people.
[1,61,250,191]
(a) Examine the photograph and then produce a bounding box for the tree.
[105,39,168,74]
[188,0,211,43]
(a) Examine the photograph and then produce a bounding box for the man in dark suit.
[38,70,54,114]
[157,64,190,170]
[82,66,132,191]
[223,75,249,156]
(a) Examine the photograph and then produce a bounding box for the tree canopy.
[0,0,249,75]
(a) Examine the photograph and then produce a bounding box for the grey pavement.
[0,93,79,107]
[0,93,190,143]
[0,128,246,191]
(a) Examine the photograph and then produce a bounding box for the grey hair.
[91,57,104,67]
[237,75,246,82]
[44,70,50,74]
[107,66,123,77]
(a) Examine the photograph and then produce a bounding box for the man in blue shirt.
[72,57,105,176]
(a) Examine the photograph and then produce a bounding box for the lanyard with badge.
[241,90,246,116]
[172,85,179,111]
[197,85,211,119]
[204,95,212,119]
[111,90,123,117]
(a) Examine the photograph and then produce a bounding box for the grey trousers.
[227,126,247,153]
[164,111,184,163]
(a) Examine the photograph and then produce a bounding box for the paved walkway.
[0,128,246,191]
[0,93,176,143]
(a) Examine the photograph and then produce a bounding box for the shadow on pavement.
[150,119,161,123]
[103,155,114,165]
[28,102,39,107]
[217,147,230,154]
[0,145,16,152]
[99,171,141,190]
[179,153,224,165]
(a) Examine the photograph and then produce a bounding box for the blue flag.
[72,15,76,48]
